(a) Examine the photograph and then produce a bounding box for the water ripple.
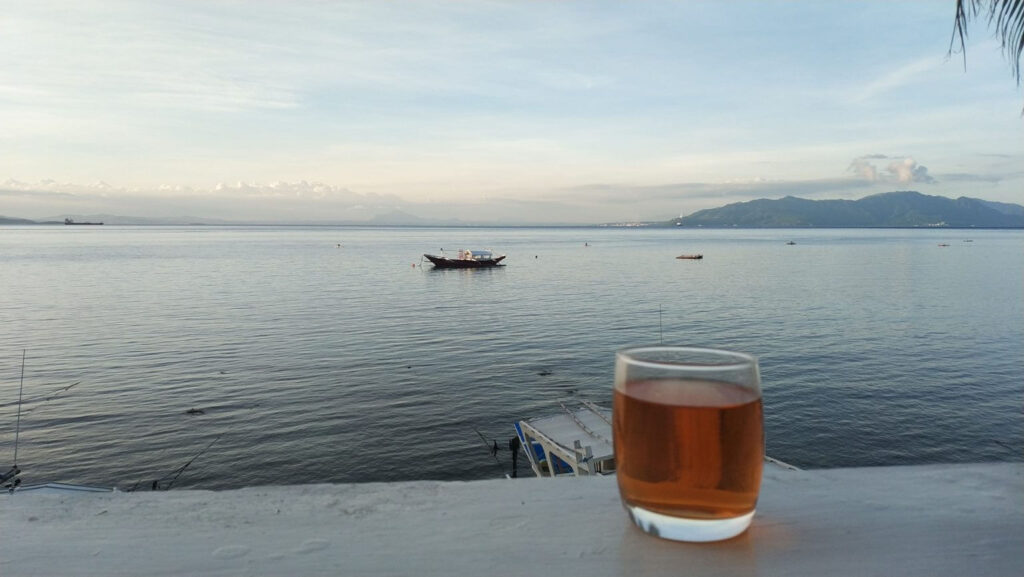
[1,226,1021,488]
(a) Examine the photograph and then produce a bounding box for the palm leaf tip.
[952,0,1024,83]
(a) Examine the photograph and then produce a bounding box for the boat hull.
[423,254,506,268]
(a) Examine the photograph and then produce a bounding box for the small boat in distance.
[676,254,703,260]
[64,218,103,225]
[423,249,506,268]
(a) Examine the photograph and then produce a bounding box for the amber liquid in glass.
[613,378,764,520]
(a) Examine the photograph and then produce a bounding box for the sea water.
[1,226,1021,488]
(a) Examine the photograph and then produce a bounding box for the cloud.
[555,177,874,206]
[209,181,397,203]
[938,172,1015,184]
[0,178,119,197]
[2,178,401,205]
[3,174,880,225]
[886,158,935,184]
[849,155,935,184]
[848,158,878,181]
[0,178,413,222]
[848,57,941,104]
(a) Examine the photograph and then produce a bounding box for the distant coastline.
[665,191,1024,229]
[3,191,1023,228]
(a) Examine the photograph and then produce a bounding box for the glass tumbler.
[613,346,764,542]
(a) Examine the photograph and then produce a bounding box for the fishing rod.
[161,434,222,490]
[13,349,25,466]
[128,434,223,491]
[472,425,522,478]
[472,426,503,467]
[6,381,81,415]
[3,350,27,492]
[659,304,663,344]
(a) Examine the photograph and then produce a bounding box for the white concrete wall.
[2,462,1021,576]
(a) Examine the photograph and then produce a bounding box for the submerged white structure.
[514,401,616,477]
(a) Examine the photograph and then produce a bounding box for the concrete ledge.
[2,463,1021,576]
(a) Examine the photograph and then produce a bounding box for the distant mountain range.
[671,191,1024,228]
[0,215,40,225]
[3,191,1023,227]
[0,214,231,226]
[0,210,468,226]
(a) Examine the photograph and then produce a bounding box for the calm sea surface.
[1,225,1022,489]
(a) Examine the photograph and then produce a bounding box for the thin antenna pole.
[659,305,663,344]
[13,349,26,465]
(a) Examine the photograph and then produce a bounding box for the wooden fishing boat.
[676,254,703,260]
[423,249,506,268]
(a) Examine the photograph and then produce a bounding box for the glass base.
[625,505,754,542]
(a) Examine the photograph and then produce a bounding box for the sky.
[1,1,1021,224]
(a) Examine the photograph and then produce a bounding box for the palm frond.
[950,0,1024,83]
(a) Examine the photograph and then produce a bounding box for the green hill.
[673,191,1024,228]
[0,215,41,225]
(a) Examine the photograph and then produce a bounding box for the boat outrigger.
[514,400,615,477]
[423,249,506,268]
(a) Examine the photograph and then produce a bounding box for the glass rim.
[616,345,758,372]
